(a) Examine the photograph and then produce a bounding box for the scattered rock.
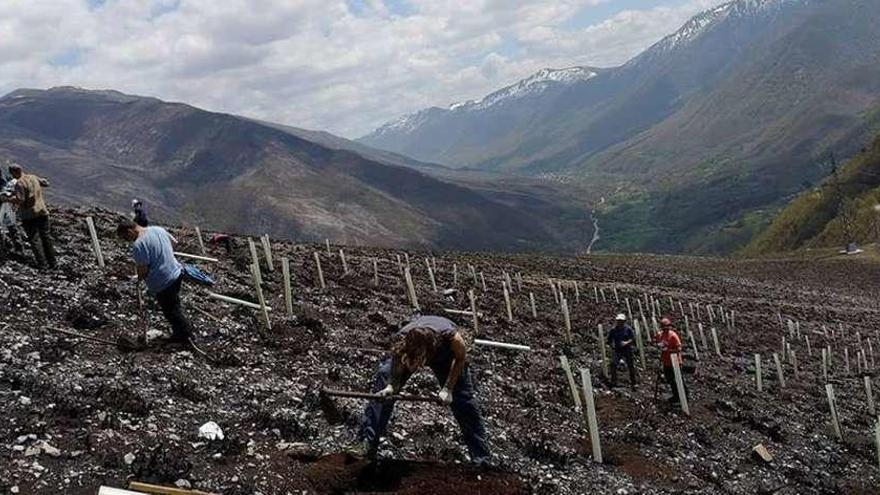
[198,421,224,441]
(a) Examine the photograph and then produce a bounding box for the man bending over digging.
[353,315,491,465]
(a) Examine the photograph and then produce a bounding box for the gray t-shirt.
[132,226,182,295]
[396,316,458,368]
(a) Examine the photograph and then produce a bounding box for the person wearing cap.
[7,163,56,269]
[131,199,149,227]
[653,317,685,404]
[607,313,638,389]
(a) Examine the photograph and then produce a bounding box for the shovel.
[45,326,145,352]
[136,274,148,345]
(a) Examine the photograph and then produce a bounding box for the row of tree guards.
[81,218,880,468]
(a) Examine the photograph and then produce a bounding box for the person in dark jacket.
[8,163,56,269]
[354,315,491,464]
[131,199,149,227]
[607,313,638,389]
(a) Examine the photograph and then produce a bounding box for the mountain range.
[360,0,880,254]
[0,87,589,252]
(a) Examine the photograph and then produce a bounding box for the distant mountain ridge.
[450,67,600,112]
[0,86,587,252]
[360,0,880,254]
[370,66,601,141]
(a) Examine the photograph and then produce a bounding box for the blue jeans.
[359,358,490,459]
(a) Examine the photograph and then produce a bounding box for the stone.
[198,421,224,441]
[752,444,773,463]
[39,441,62,457]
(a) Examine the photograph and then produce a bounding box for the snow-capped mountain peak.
[449,66,599,112]
[640,0,808,57]
[369,66,599,137]
[370,107,440,137]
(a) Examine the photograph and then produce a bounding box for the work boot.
[472,455,497,470]
[346,439,377,460]
[168,332,190,344]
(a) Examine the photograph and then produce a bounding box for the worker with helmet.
[654,317,686,404]
[606,313,638,389]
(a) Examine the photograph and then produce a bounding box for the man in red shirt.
[654,317,686,404]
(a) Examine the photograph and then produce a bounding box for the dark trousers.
[663,366,688,403]
[155,275,191,340]
[21,215,56,268]
[611,347,637,386]
[220,238,232,254]
[360,358,490,460]
[1,225,23,257]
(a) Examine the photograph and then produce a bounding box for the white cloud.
[0,0,728,138]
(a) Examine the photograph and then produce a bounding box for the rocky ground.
[2,208,880,494]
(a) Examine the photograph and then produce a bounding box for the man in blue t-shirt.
[117,219,191,343]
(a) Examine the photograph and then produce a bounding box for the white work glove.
[438,387,452,405]
[376,385,394,398]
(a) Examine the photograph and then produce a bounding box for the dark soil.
[1,207,880,494]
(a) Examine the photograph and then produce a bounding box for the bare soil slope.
[1,208,879,494]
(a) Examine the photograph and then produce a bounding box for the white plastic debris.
[123,453,135,465]
[198,421,224,441]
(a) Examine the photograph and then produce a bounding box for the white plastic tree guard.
[579,367,602,463]
[755,354,763,392]
[404,267,420,311]
[195,226,206,254]
[473,339,531,352]
[826,383,842,441]
[261,235,274,272]
[314,252,326,290]
[85,216,105,268]
[174,252,219,263]
[672,354,690,416]
[469,289,479,333]
[559,355,581,411]
[282,257,293,316]
[206,292,272,311]
[530,292,537,318]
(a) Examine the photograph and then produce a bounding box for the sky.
[0,0,728,138]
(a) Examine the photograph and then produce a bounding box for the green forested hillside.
[743,134,880,255]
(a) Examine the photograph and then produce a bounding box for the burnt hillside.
[1,208,880,494]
